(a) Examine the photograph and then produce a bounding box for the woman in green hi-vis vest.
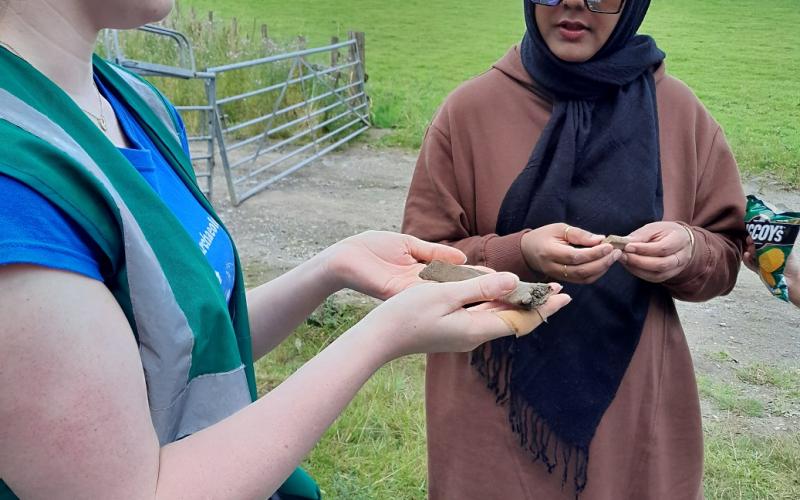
[0,0,571,498]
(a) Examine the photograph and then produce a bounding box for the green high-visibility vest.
[0,48,320,500]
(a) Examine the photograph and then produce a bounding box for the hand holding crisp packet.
[744,195,800,305]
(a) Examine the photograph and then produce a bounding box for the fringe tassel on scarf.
[472,343,589,497]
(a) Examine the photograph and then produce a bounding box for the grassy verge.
[698,375,766,418]
[704,425,800,500]
[736,363,800,397]
[255,298,426,499]
[179,0,799,184]
[704,353,800,419]
[255,296,800,499]
[106,5,360,141]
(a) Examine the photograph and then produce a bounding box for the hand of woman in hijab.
[521,223,620,284]
[621,221,693,283]
[742,235,759,273]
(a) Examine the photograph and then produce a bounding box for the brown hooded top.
[402,46,746,500]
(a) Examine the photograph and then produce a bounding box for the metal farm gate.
[106,25,370,205]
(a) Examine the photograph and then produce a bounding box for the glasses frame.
[530,0,626,15]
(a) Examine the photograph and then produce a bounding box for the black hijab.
[473,0,666,494]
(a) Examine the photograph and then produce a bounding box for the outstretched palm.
[325,231,467,300]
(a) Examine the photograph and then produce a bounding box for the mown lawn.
[181,0,799,183]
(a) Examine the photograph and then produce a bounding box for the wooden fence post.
[355,32,366,70]
[347,31,367,82]
[331,36,343,98]
[330,36,340,73]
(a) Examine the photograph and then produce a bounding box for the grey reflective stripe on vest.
[105,64,182,146]
[152,365,251,441]
[0,89,250,444]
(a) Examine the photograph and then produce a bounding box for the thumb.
[565,226,604,247]
[406,235,467,265]
[443,272,519,307]
[742,251,758,272]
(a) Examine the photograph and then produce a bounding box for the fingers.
[406,235,467,265]
[469,265,495,274]
[625,222,694,259]
[625,223,662,243]
[742,250,758,273]
[492,292,572,336]
[562,249,622,283]
[552,242,614,266]
[625,232,685,257]
[743,237,758,273]
[467,283,565,314]
[493,310,542,337]
[441,272,520,308]
[538,286,571,318]
[523,224,611,279]
[621,252,686,283]
[563,224,605,247]
[623,253,679,273]
[620,224,693,284]
[454,309,523,347]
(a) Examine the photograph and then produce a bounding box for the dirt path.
[211,141,800,435]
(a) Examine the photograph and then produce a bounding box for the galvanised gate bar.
[106,25,370,205]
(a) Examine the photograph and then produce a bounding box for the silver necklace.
[0,40,108,131]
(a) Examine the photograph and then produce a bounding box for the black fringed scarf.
[472,0,666,494]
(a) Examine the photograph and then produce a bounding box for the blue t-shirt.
[0,76,235,302]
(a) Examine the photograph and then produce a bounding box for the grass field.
[177,2,800,497]
[255,300,428,499]
[180,0,800,183]
[255,298,800,500]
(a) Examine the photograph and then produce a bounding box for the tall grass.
[103,5,363,144]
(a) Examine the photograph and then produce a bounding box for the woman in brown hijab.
[403,0,747,498]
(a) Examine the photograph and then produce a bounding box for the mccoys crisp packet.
[745,195,800,302]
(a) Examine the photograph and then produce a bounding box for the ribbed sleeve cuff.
[481,230,535,281]
[664,226,712,291]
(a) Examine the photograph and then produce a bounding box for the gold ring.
[536,308,548,324]
[564,225,572,241]
[563,264,569,279]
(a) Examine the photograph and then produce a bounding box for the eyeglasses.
[530,0,625,15]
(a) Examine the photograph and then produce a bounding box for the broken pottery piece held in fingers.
[602,235,631,251]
